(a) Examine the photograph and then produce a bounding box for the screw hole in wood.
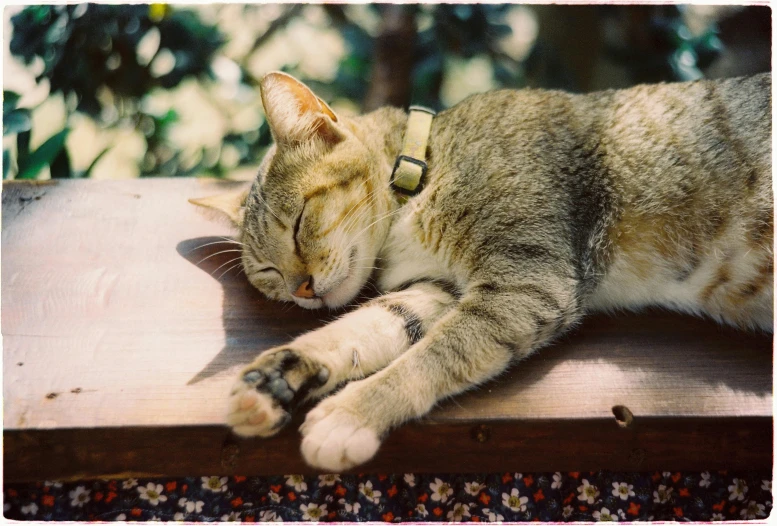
[612,405,634,428]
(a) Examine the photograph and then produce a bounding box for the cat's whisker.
[349,349,366,379]
[336,190,381,248]
[218,235,244,244]
[217,261,244,280]
[340,184,381,235]
[210,256,243,277]
[255,189,282,222]
[220,240,244,248]
[331,196,381,257]
[448,396,465,410]
[196,249,244,265]
[346,195,382,236]
[341,185,384,238]
[344,207,400,250]
[188,239,243,254]
[350,256,381,264]
[345,206,405,252]
[337,178,374,230]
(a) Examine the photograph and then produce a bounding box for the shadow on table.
[176,236,334,385]
[177,235,772,402]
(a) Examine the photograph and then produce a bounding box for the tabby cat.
[192,71,773,471]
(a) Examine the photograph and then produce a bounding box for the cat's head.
[192,72,398,309]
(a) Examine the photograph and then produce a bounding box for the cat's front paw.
[299,390,381,471]
[227,348,330,437]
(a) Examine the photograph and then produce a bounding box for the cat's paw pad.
[227,349,329,438]
[299,402,381,471]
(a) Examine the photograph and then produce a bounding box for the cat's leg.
[227,280,458,437]
[300,277,579,471]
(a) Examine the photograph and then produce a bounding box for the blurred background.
[3,3,771,181]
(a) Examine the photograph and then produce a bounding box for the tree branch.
[247,5,303,59]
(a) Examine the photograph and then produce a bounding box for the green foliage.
[5,4,736,181]
[15,128,70,180]
[3,108,31,136]
[333,23,374,102]
[603,6,723,83]
[413,4,520,110]
[2,150,9,179]
[3,91,31,136]
[10,4,223,117]
[3,91,22,112]
[6,4,228,179]
[431,4,512,59]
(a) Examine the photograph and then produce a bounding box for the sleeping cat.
[192,71,773,472]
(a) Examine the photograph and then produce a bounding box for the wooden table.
[2,179,772,482]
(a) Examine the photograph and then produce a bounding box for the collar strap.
[391,105,435,198]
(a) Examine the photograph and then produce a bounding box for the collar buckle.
[391,155,428,196]
[390,106,435,199]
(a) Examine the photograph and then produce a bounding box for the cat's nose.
[292,276,316,298]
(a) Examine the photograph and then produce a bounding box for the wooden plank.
[5,417,772,482]
[2,179,772,481]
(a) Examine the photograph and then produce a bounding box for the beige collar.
[391,106,435,199]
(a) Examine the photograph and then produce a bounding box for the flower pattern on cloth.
[612,482,635,501]
[578,479,600,504]
[201,476,228,494]
[137,483,168,506]
[503,488,529,512]
[68,486,90,508]
[429,478,453,503]
[3,470,772,521]
[592,506,617,521]
[729,478,749,501]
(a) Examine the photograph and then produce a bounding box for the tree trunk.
[363,5,417,112]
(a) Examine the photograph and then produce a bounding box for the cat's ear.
[260,71,344,147]
[189,189,249,228]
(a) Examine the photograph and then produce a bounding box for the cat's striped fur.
[198,72,772,471]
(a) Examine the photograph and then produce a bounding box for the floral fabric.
[4,470,772,522]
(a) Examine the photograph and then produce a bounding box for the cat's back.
[583,73,772,330]
[597,73,770,200]
[417,74,772,331]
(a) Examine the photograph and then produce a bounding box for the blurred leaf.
[3,109,32,135]
[670,44,702,82]
[50,145,71,178]
[17,130,31,168]
[83,147,111,177]
[149,3,170,22]
[3,91,21,113]
[694,29,723,69]
[10,4,223,120]
[156,108,178,127]
[17,128,70,179]
[3,149,10,179]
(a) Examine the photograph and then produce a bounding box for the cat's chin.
[293,297,325,309]
[292,293,352,310]
[323,265,373,309]
[291,272,364,310]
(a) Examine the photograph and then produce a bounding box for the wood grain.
[2,179,772,481]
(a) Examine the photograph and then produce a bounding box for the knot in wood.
[471,424,491,443]
[220,442,240,470]
[628,447,646,467]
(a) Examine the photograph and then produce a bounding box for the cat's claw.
[227,348,329,437]
[300,399,381,471]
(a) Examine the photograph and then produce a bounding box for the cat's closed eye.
[255,267,281,276]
